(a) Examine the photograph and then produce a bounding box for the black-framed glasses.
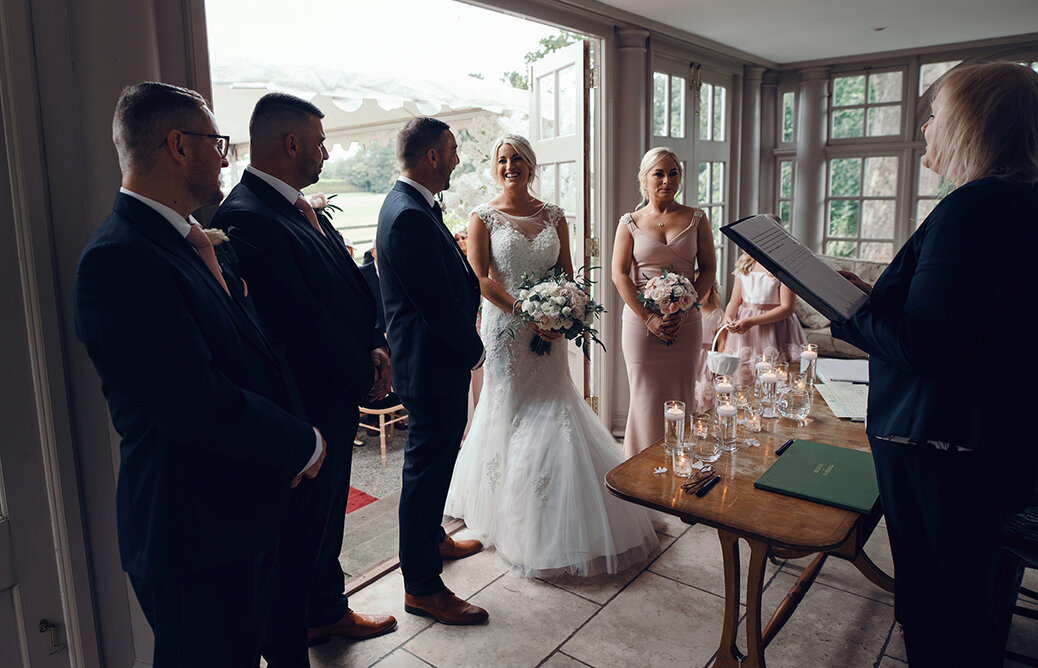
[170,131,230,158]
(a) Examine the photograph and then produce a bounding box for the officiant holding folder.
[830,62,1038,667]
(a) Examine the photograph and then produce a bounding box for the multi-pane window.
[914,155,955,228]
[699,83,726,142]
[919,60,961,95]
[777,160,794,230]
[825,156,898,260]
[780,91,796,144]
[698,161,726,268]
[652,72,686,138]
[831,70,904,139]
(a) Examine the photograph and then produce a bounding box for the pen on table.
[695,475,721,497]
[775,438,795,456]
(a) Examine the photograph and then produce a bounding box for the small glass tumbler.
[773,362,789,389]
[672,441,696,476]
[744,401,763,432]
[734,386,751,423]
[800,343,819,388]
[690,414,721,462]
[717,403,738,451]
[663,400,686,456]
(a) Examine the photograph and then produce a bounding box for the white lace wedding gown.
[445,202,659,578]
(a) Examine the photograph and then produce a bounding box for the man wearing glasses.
[74,82,325,667]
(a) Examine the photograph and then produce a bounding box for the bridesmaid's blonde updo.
[491,134,538,191]
[638,147,684,199]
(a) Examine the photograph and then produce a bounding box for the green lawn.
[303,190,386,256]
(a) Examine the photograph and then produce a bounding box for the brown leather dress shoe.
[404,588,489,625]
[438,535,483,560]
[306,609,397,645]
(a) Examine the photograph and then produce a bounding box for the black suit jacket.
[211,171,386,445]
[376,181,482,398]
[358,261,385,332]
[832,177,1038,456]
[74,193,315,581]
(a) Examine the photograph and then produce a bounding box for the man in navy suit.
[358,247,385,332]
[211,93,396,662]
[74,82,325,667]
[376,117,488,624]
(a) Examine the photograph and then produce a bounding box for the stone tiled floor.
[306,515,1038,667]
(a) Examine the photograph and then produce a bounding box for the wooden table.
[605,395,894,668]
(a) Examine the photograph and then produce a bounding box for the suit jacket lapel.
[242,172,371,303]
[115,195,277,361]
[395,182,478,286]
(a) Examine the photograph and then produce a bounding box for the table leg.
[762,552,828,647]
[852,550,895,593]
[744,537,771,668]
[715,530,746,667]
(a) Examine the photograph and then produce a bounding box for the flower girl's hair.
[735,252,759,275]
[491,134,538,190]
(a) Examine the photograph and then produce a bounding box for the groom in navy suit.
[377,117,488,624]
[211,93,396,662]
[74,82,324,667]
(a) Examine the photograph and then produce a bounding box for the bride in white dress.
[445,135,658,577]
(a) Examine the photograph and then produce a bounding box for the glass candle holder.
[734,386,751,423]
[773,362,789,389]
[672,441,696,476]
[760,370,779,418]
[717,403,738,451]
[663,400,686,456]
[744,401,763,432]
[714,375,734,407]
[800,343,818,388]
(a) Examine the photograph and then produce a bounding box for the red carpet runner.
[346,486,377,514]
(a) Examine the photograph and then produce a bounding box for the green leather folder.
[754,439,879,513]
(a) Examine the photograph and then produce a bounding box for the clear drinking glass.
[690,413,721,462]
[663,400,686,456]
[776,388,811,423]
[717,403,738,451]
[734,386,751,423]
[672,441,696,476]
[744,400,763,432]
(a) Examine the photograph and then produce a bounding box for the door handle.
[38,619,64,655]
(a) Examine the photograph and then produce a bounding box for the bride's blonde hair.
[492,134,539,191]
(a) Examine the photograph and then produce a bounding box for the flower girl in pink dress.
[694,283,725,413]
[722,253,804,387]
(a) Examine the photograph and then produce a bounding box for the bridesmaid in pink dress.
[612,148,717,458]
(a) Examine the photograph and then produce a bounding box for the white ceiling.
[596,0,1038,64]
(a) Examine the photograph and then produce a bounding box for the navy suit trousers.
[396,391,469,596]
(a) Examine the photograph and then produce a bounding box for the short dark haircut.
[112,82,208,174]
[249,92,325,144]
[396,117,450,169]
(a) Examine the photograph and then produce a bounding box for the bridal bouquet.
[637,269,700,344]
[507,269,606,358]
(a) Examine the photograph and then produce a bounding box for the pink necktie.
[186,224,230,296]
[295,195,327,237]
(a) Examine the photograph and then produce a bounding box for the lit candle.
[715,380,734,394]
[800,350,818,369]
[755,361,771,372]
[717,404,737,418]
[666,406,684,420]
[761,371,779,384]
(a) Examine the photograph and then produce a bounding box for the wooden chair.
[358,403,408,467]
[1003,496,1038,666]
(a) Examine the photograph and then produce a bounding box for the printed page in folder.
[815,382,868,421]
[721,214,869,323]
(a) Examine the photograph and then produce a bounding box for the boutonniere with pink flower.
[307,192,343,220]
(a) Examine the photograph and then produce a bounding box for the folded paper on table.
[720,214,869,324]
[815,382,868,420]
[816,358,869,384]
[754,439,879,513]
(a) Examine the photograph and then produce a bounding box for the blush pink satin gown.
[620,211,704,458]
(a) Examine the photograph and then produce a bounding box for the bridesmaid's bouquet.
[637,269,700,345]
[506,269,606,358]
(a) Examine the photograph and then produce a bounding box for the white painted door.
[529,40,593,399]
